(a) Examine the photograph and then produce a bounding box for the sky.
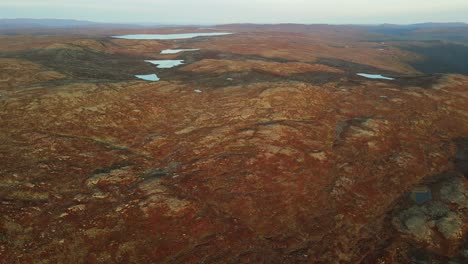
[1,0,468,25]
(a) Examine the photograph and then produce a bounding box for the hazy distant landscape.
[1,9,467,264]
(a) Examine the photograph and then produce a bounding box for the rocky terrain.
[0,24,467,263]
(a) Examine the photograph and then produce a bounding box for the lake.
[161,49,200,54]
[112,33,232,40]
[357,73,395,80]
[135,74,159,81]
[145,60,185,68]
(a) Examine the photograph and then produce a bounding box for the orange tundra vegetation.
[0,24,467,263]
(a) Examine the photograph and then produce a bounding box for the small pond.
[112,33,232,40]
[160,49,200,54]
[357,73,395,80]
[135,74,160,81]
[145,60,185,68]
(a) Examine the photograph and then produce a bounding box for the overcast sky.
[1,0,468,25]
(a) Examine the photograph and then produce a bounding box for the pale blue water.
[112,33,232,40]
[160,49,200,54]
[135,74,160,81]
[357,73,395,80]
[145,60,185,68]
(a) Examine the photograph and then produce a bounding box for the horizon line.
[1,18,468,27]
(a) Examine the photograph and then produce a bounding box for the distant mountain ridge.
[2,19,467,29]
[360,22,468,42]
[0,19,99,28]
[0,18,148,29]
[378,22,468,28]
